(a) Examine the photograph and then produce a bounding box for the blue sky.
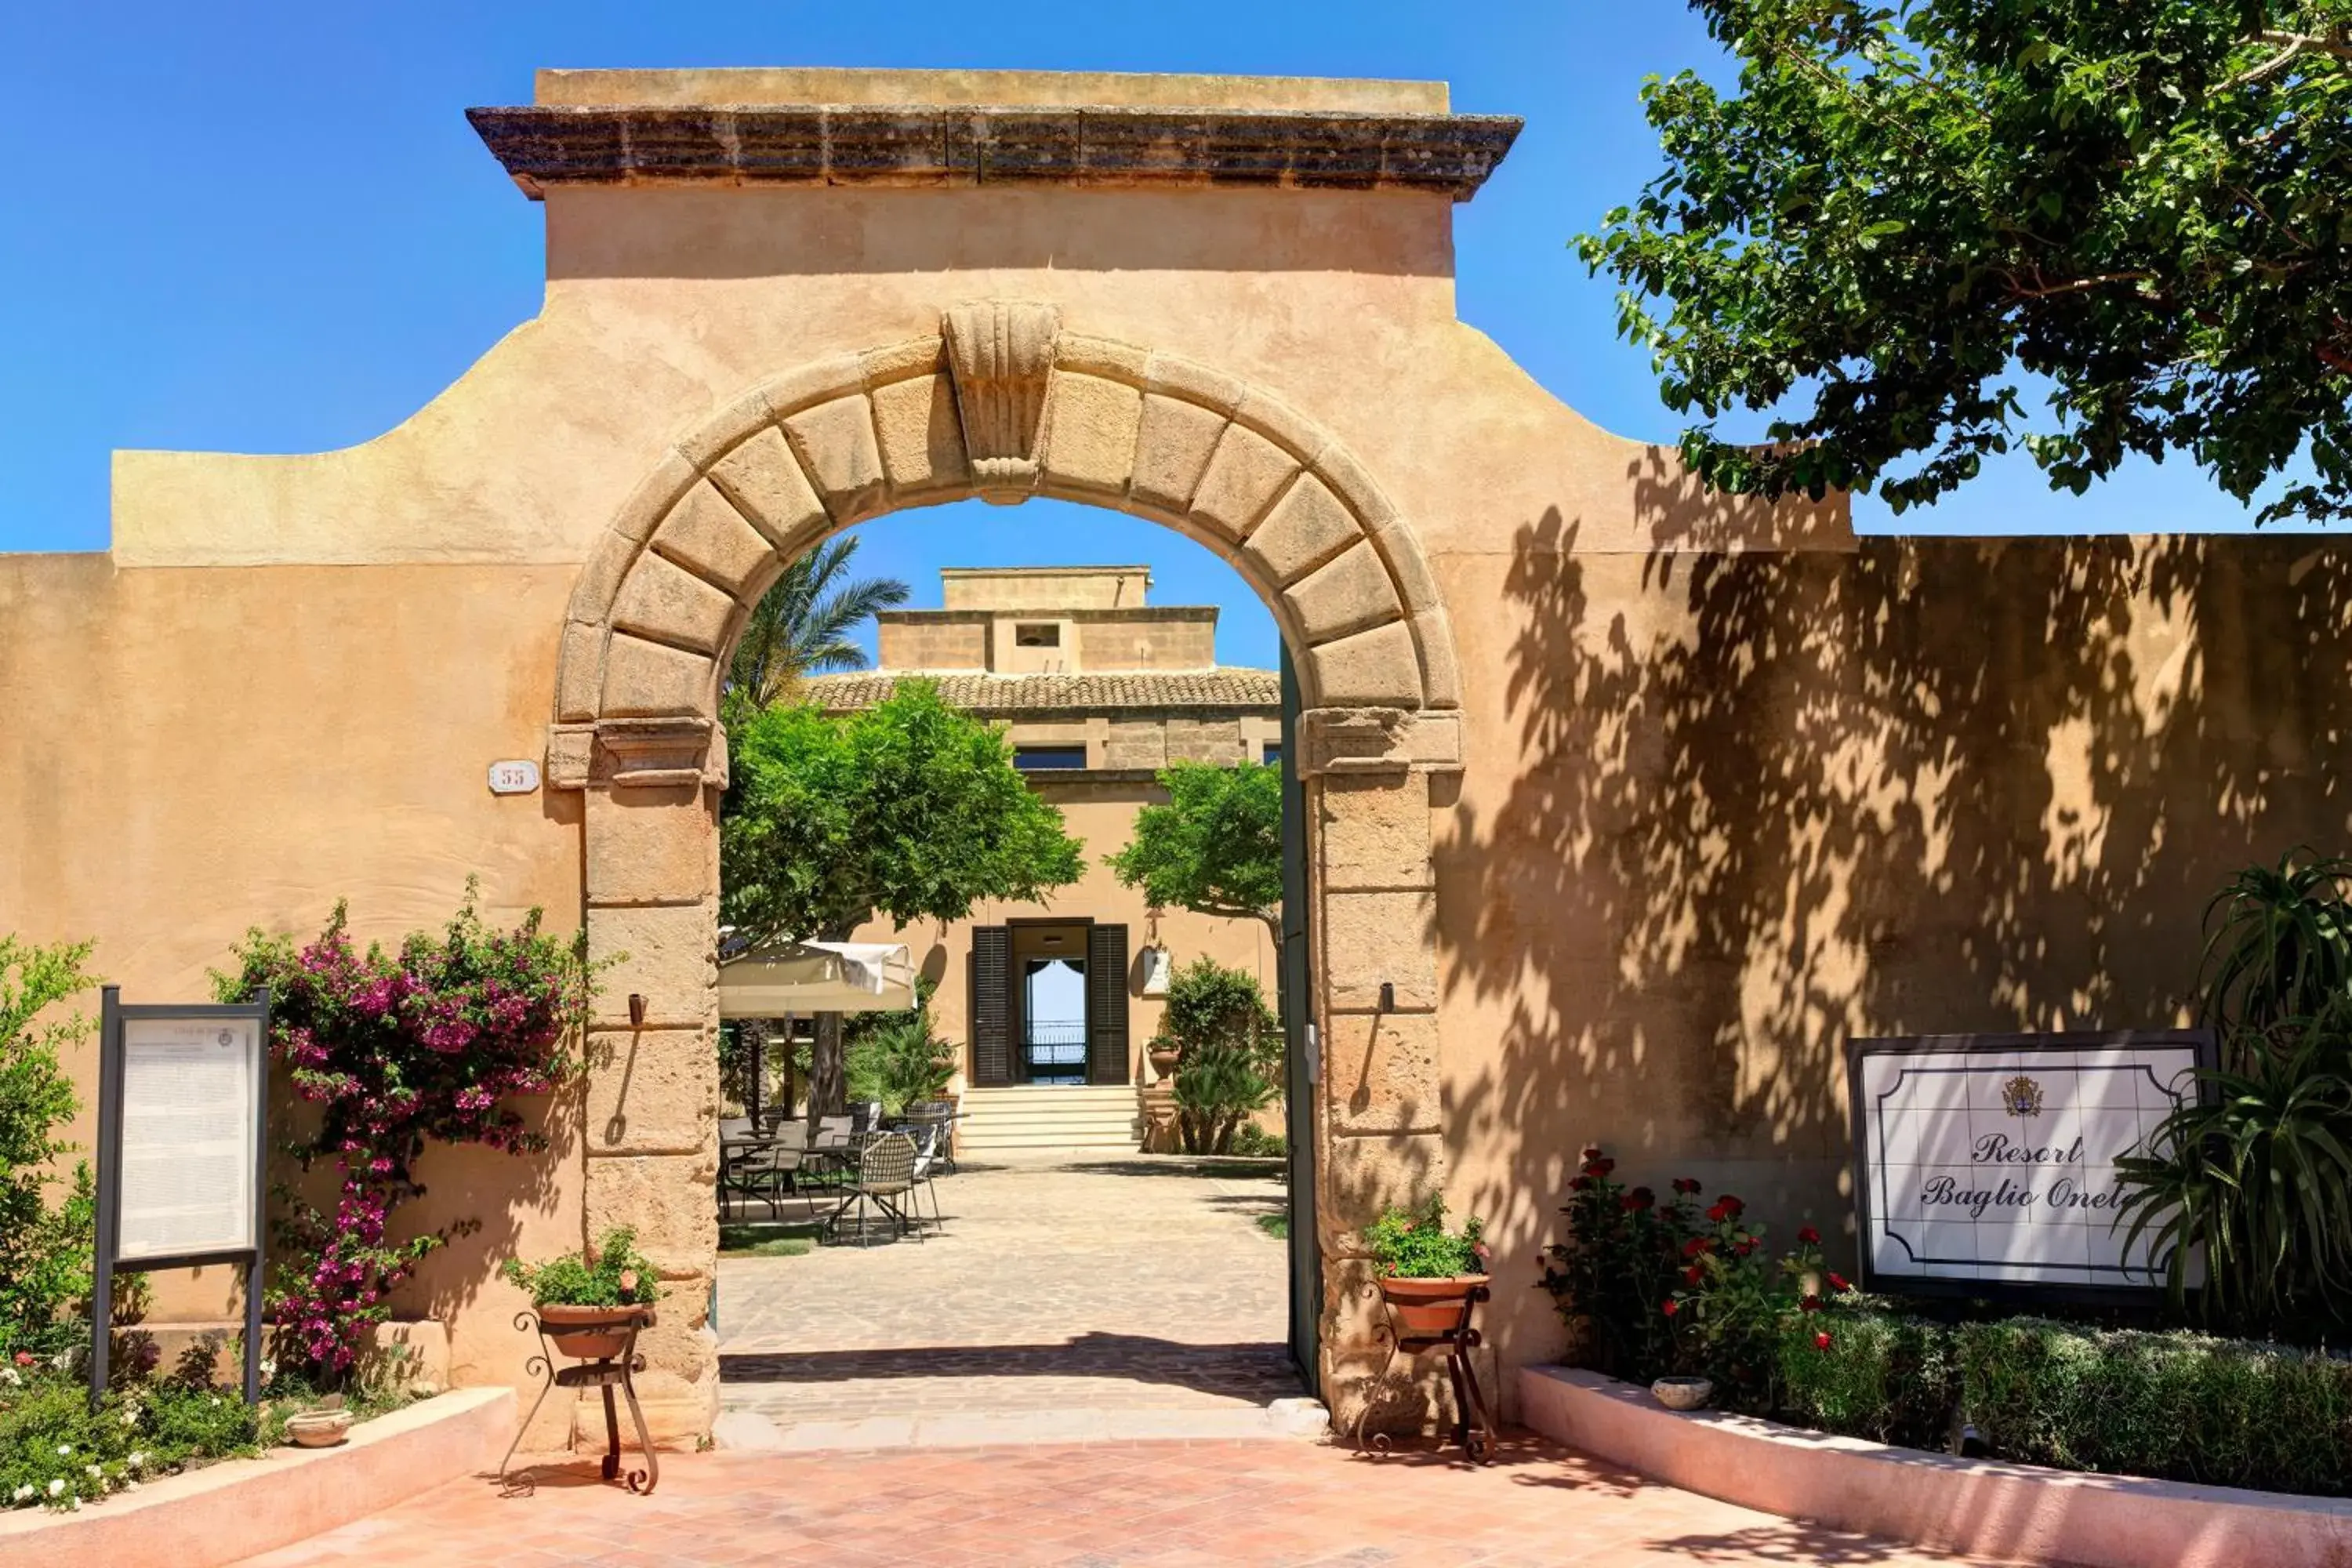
[0,2,2296,671]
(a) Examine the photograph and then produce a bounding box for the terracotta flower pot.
[1377,1274,1489,1337]
[536,1303,654,1362]
[1149,1047,1181,1080]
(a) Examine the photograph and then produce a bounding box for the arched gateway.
[549,303,1468,1438]
[19,57,2350,1463]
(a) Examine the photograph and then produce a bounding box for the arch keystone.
[942,299,1061,499]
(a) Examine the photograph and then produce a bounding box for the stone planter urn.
[1651,1375,1713,1411]
[284,1407,354,1448]
[1148,1044,1181,1080]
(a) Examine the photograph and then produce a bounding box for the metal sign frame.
[91,985,271,1406]
[1844,1029,2216,1309]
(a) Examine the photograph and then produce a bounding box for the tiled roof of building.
[804,669,1280,713]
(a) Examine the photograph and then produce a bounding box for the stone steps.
[956,1084,1142,1152]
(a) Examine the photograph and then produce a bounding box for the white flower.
[209,1396,222,1407]
[125,1452,144,1470]
[49,1352,68,1371]
[53,1445,69,1457]
[10,1484,31,1502]
[82,1465,99,1479]
[119,1408,137,1428]
[0,1365,20,1387]
[45,1479,63,1497]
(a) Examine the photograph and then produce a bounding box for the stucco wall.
[1437,531,2352,1379]
[0,556,586,1440]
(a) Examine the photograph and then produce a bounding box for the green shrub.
[1956,1319,2352,1495]
[1363,1196,1486,1279]
[1227,1123,1286,1159]
[501,1227,661,1309]
[2114,851,2352,1341]
[1161,959,1281,1155]
[1777,1309,1956,1450]
[0,937,100,1364]
[844,985,953,1116]
[0,1374,263,1511]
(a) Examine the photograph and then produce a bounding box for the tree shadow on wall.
[1438,499,2352,1298]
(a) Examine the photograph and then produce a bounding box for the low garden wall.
[1520,1366,2352,1568]
[0,1385,513,1568]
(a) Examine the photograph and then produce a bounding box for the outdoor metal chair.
[906,1121,946,1236]
[822,1131,920,1247]
[903,1100,961,1174]
[719,1132,793,1221]
[804,1115,857,1192]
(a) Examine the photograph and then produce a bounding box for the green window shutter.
[1086,924,1129,1086]
[971,926,1013,1087]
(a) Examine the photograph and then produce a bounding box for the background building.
[808,566,1281,1153]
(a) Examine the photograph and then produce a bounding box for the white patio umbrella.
[717,939,916,1018]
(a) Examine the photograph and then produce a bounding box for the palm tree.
[724,537,910,715]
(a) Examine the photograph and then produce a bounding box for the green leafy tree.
[1581,1,2352,523]
[1106,760,1283,945]
[0,936,99,1360]
[721,682,1084,1112]
[722,536,910,720]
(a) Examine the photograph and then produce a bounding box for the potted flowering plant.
[502,1227,661,1361]
[1363,1197,1490,1336]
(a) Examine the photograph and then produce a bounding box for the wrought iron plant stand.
[499,1306,660,1495]
[1352,1279,1495,1464]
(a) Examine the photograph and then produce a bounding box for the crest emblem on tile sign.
[2002,1074,2045,1118]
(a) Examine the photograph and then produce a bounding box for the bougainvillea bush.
[215,889,597,1383]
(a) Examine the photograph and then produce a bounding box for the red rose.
[1570,1174,1595,1192]
[1671,1178,1700,1196]
[1718,1195,1744,1218]
[1661,1300,1679,1317]
[1683,1265,1703,1286]
[1682,1236,1714,1258]
[1583,1158,1616,1178]
[1799,1294,1822,1313]
[1828,1272,1851,1293]
[1706,1201,1730,1222]
[1621,1187,1654,1212]
[1581,1146,1603,1163]
[1797,1225,1820,1245]
[1814,1331,1832,1352]
[1736,1237,1757,1256]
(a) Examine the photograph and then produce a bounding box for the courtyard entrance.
[713,1153,1310,1448]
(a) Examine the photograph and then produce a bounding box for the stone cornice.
[465,103,1521,201]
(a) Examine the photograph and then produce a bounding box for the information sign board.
[92,988,270,1405]
[1846,1031,2211,1303]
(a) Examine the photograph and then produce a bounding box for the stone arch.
[550,303,1461,1446]
[551,302,1460,739]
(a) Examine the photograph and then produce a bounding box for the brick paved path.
[715,1154,1308,1446]
[235,1435,2006,1567]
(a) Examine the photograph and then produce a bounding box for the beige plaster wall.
[0,557,588,1442]
[1433,531,2352,1391]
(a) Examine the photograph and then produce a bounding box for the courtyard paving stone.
[230,1434,2009,1566]
[714,1153,1301,1444]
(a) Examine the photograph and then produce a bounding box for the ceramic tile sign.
[1845,1031,2213,1301]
